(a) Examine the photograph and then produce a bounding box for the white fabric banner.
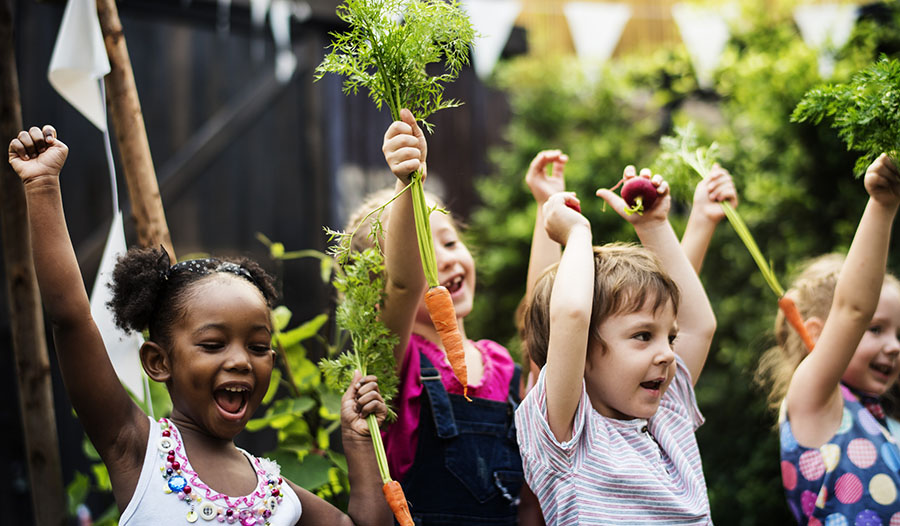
[794,3,859,78]
[90,211,146,403]
[564,2,631,66]
[48,0,111,131]
[672,3,731,89]
[461,0,523,81]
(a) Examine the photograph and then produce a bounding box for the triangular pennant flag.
[794,3,858,78]
[90,211,146,403]
[270,0,297,83]
[672,3,731,89]
[48,0,111,131]
[461,0,523,81]
[564,2,631,65]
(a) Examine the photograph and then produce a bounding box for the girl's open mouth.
[870,363,894,380]
[443,275,464,295]
[214,385,249,419]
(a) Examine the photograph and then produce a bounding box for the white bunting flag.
[794,3,859,78]
[672,3,731,89]
[461,0,523,81]
[564,2,631,67]
[47,0,111,131]
[89,211,147,403]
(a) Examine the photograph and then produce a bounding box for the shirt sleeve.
[515,367,591,473]
[661,354,705,431]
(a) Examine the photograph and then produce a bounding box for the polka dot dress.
[780,385,900,525]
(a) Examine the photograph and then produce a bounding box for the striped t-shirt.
[515,355,711,525]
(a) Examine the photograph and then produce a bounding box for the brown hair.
[523,242,681,368]
[755,253,900,413]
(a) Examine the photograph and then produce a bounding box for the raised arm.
[681,164,738,273]
[597,166,716,383]
[787,154,900,444]
[542,192,593,442]
[8,127,146,492]
[524,150,567,301]
[379,109,429,369]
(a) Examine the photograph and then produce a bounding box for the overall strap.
[506,364,522,440]
[419,351,460,438]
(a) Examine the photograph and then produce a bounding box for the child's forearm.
[681,209,718,274]
[636,220,716,381]
[23,178,92,327]
[544,225,592,441]
[525,206,561,302]
[342,432,393,526]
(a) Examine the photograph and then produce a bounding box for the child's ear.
[804,316,824,352]
[141,341,171,382]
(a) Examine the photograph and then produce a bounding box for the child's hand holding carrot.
[382,108,427,183]
[692,163,738,223]
[341,371,388,438]
[8,125,68,185]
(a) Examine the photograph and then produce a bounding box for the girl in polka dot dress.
[757,154,900,525]
[8,126,394,526]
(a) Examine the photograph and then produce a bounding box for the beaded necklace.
[156,418,285,525]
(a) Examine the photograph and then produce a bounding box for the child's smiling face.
[585,299,678,420]
[843,283,900,396]
[166,274,275,439]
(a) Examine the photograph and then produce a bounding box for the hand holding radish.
[526,149,568,204]
[864,153,900,208]
[542,192,589,245]
[340,371,388,438]
[8,125,69,185]
[596,166,670,225]
[692,163,738,223]
[382,108,427,183]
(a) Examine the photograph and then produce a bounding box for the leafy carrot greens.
[792,55,900,175]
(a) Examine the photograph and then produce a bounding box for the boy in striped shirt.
[517,167,717,525]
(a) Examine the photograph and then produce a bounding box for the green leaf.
[277,314,328,348]
[268,450,334,491]
[272,305,293,332]
[66,471,90,516]
[262,368,282,405]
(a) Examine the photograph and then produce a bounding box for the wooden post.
[96,0,175,258]
[0,0,66,524]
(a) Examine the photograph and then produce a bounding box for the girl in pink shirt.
[344,109,558,525]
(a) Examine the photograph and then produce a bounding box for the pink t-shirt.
[382,333,517,481]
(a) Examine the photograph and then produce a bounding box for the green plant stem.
[274,339,301,398]
[718,201,785,298]
[367,413,391,484]
[410,174,439,287]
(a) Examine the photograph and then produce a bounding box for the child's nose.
[654,342,676,365]
[223,346,252,371]
[884,335,900,356]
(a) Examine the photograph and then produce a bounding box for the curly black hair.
[107,246,277,348]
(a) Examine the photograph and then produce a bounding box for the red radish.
[621,177,658,215]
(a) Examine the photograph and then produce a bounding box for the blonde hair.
[523,242,681,368]
[755,253,900,413]
[344,187,457,254]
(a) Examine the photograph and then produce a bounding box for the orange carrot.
[778,295,816,352]
[424,285,469,399]
[383,480,414,526]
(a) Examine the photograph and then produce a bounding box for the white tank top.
[119,417,302,525]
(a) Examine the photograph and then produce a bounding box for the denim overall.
[401,352,524,525]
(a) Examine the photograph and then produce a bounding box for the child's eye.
[444,240,457,248]
[668,333,678,346]
[633,332,651,342]
[199,342,224,350]
[869,325,883,335]
[250,345,273,354]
